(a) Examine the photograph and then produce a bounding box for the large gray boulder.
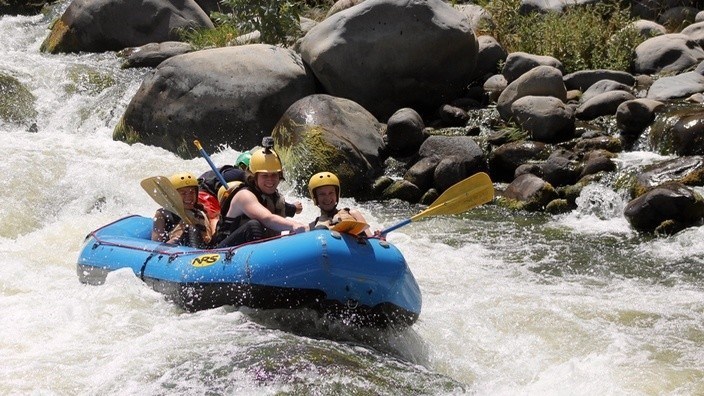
[455,3,492,32]
[511,95,575,143]
[575,91,636,120]
[502,173,558,211]
[299,0,478,121]
[563,69,635,92]
[114,45,317,158]
[634,33,704,75]
[471,35,507,82]
[496,65,567,122]
[0,72,37,128]
[647,61,704,101]
[616,99,664,136]
[272,94,385,199]
[624,182,704,234]
[626,19,667,39]
[668,111,704,156]
[488,140,549,182]
[579,80,634,104]
[118,42,194,69]
[502,52,564,83]
[385,108,426,158]
[40,0,213,53]
[681,21,704,48]
[631,156,704,198]
[417,135,488,192]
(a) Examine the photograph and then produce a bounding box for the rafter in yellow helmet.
[308,172,340,205]
[168,172,198,190]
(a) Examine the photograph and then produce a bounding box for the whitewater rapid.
[2,7,704,395]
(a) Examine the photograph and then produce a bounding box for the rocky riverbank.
[5,0,704,234]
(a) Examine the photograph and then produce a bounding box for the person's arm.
[166,222,185,244]
[284,200,303,217]
[199,210,214,245]
[349,209,373,237]
[151,210,168,242]
[230,190,308,233]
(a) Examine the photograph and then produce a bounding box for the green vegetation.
[113,118,141,145]
[179,24,241,50]
[211,0,303,46]
[476,0,646,73]
[181,0,332,49]
[180,0,645,72]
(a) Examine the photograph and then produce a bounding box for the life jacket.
[310,207,356,230]
[215,184,288,242]
[156,206,211,248]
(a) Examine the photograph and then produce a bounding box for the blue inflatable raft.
[77,215,421,328]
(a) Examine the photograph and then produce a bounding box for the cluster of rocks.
[19,0,704,234]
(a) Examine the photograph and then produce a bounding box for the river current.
[2,7,704,395]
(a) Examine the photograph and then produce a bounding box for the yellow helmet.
[249,147,284,177]
[217,181,243,203]
[168,172,198,190]
[249,147,282,173]
[308,172,340,205]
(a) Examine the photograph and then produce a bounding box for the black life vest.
[215,184,288,242]
[197,165,246,196]
[156,206,210,248]
[310,208,355,230]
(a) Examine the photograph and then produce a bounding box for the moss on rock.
[495,196,527,211]
[113,117,142,144]
[0,72,37,124]
[65,64,115,95]
[274,122,356,193]
[40,18,72,53]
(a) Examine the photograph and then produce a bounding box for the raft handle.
[346,299,359,310]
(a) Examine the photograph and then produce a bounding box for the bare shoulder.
[349,208,367,221]
[233,188,256,202]
[348,208,364,215]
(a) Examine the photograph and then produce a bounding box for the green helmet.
[235,151,252,169]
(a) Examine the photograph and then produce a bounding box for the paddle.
[380,172,494,235]
[193,139,229,188]
[331,220,370,236]
[140,176,195,225]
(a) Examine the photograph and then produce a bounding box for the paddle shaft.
[380,219,411,234]
[193,139,229,188]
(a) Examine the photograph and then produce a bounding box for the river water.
[2,7,704,396]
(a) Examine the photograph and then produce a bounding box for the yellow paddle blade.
[331,220,370,235]
[411,172,494,221]
[140,176,195,225]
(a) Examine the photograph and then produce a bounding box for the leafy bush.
[476,0,646,73]
[212,0,302,46]
[180,24,241,50]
